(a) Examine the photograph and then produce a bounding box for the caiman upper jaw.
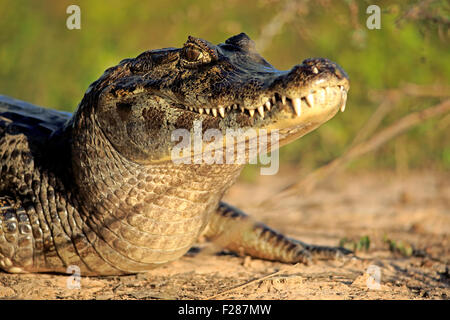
[176,57,349,120]
[275,57,350,117]
[100,35,349,124]
[177,84,348,119]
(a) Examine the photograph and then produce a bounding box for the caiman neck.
[69,105,244,258]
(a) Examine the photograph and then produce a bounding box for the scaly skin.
[0,33,350,275]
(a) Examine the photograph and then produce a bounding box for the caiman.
[0,33,350,275]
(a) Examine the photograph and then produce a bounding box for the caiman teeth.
[218,107,226,118]
[293,98,301,117]
[257,106,265,118]
[184,85,347,118]
[339,86,347,112]
[305,94,314,108]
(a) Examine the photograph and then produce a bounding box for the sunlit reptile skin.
[0,33,350,275]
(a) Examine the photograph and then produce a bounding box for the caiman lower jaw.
[175,84,348,120]
[260,84,349,147]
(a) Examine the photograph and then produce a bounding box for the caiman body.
[0,33,350,275]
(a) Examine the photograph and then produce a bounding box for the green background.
[1,0,448,175]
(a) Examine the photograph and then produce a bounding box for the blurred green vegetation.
[0,0,448,175]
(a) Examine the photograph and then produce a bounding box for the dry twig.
[205,264,301,300]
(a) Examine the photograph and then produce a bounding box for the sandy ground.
[0,168,448,300]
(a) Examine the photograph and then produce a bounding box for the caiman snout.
[284,58,350,92]
[268,57,349,118]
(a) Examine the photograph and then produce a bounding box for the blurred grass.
[0,0,448,175]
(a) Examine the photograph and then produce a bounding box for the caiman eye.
[184,46,203,62]
[181,36,218,68]
[180,44,211,68]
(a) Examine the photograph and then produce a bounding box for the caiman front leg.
[204,202,352,264]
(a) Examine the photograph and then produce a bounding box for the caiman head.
[73,33,349,164]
